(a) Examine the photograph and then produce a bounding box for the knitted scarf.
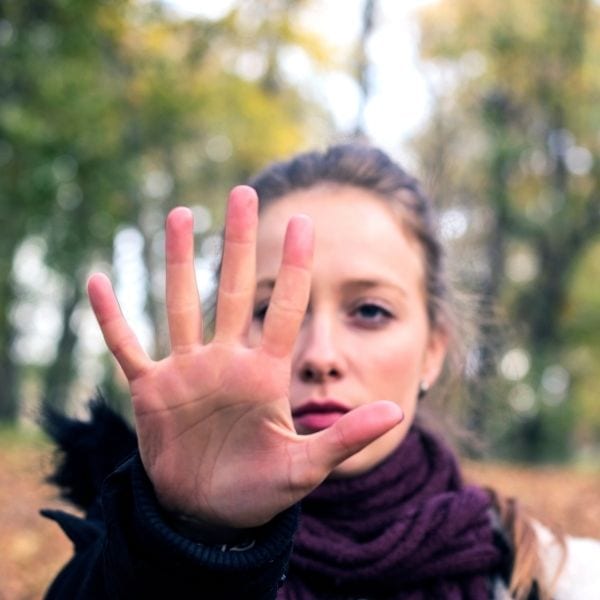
[279,425,506,599]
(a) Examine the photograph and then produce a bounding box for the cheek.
[357,328,426,396]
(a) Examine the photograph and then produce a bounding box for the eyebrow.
[255,278,407,298]
[341,279,408,298]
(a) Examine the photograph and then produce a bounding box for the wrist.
[166,511,255,546]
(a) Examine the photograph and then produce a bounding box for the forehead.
[256,184,425,284]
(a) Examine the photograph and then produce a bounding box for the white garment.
[492,522,600,599]
[536,522,600,599]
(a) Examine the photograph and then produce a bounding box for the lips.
[292,399,351,433]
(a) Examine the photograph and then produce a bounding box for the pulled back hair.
[247,142,560,599]
[248,143,448,332]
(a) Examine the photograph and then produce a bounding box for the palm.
[88,186,402,529]
[130,345,299,527]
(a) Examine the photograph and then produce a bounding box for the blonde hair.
[489,490,566,599]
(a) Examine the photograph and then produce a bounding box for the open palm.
[87,186,403,530]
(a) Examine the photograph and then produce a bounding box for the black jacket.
[42,399,297,600]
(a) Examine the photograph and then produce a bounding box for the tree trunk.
[0,341,18,422]
[42,282,82,414]
[0,270,19,422]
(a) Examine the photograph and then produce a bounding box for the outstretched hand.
[87,185,403,530]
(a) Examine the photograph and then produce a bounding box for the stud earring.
[418,381,429,400]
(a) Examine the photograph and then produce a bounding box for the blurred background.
[1,0,599,596]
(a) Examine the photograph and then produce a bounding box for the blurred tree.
[353,0,376,138]
[1,0,132,419]
[414,0,600,460]
[0,0,335,421]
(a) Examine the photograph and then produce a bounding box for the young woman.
[43,144,600,599]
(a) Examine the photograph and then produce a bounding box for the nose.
[294,312,344,384]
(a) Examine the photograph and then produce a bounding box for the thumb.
[307,401,404,473]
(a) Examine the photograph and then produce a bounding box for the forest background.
[1,0,600,597]
[1,0,600,464]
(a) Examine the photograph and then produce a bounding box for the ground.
[1,432,599,600]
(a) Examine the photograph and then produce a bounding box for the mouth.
[292,399,351,433]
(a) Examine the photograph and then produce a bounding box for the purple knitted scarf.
[279,425,505,599]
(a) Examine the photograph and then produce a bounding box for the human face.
[251,184,447,477]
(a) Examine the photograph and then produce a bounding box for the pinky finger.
[87,273,151,380]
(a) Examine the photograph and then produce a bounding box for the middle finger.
[214,186,258,342]
[165,207,203,351]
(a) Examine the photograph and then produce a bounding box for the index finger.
[214,186,258,342]
[261,215,313,358]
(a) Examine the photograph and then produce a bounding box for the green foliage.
[0,0,335,421]
[414,0,600,461]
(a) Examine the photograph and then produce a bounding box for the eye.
[350,302,394,328]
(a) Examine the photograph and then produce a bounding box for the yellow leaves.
[417,0,600,132]
[200,75,304,165]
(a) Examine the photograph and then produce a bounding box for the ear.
[421,327,449,389]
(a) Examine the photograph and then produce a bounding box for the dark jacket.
[42,399,297,600]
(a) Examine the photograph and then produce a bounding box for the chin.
[328,428,406,479]
[329,446,389,479]
[329,458,371,479]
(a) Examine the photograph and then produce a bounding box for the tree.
[413,0,600,460]
[0,0,337,421]
[0,0,133,418]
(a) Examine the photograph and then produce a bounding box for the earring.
[418,381,429,400]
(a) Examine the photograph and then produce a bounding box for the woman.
[43,144,599,599]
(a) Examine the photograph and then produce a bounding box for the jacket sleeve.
[42,452,299,600]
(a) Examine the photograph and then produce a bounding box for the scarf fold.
[279,425,505,599]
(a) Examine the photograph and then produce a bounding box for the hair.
[248,143,448,332]
[249,143,470,410]
[246,142,560,599]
